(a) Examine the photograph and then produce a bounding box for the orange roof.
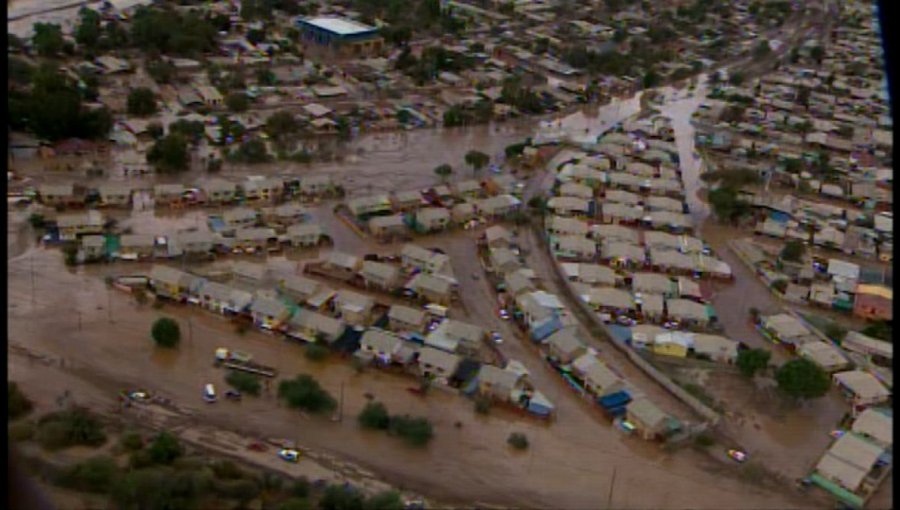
[856,284,893,300]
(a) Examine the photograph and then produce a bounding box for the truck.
[214,348,278,378]
[598,390,632,418]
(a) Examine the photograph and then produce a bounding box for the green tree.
[8,382,33,420]
[256,67,277,85]
[147,431,183,465]
[861,321,891,341]
[127,87,158,117]
[33,23,65,56]
[8,56,34,85]
[75,8,102,49]
[120,430,144,451]
[810,46,824,62]
[507,432,529,450]
[729,72,745,86]
[434,164,453,181]
[265,111,301,139]
[736,348,771,378]
[771,279,789,294]
[231,138,271,164]
[35,408,106,450]
[642,69,660,89]
[780,240,805,262]
[147,134,190,173]
[528,196,548,216]
[708,187,750,224]
[226,92,250,112]
[146,60,177,84]
[60,456,118,493]
[464,150,490,175]
[775,358,830,400]
[225,371,261,396]
[753,41,770,58]
[505,142,526,158]
[388,415,433,447]
[151,317,181,348]
[304,343,330,361]
[320,484,365,510]
[168,119,205,144]
[358,401,390,430]
[365,491,404,510]
[279,498,313,510]
[824,323,847,342]
[278,375,337,414]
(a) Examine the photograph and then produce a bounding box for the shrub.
[474,396,492,414]
[291,477,310,498]
[211,460,245,480]
[358,402,390,430]
[277,375,337,414]
[9,381,33,420]
[36,408,106,451]
[736,348,771,378]
[780,241,805,262]
[119,430,144,451]
[279,498,313,510]
[151,317,181,348]
[146,431,183,465]
[365,491,404,510]
[304,343,330,362]
[59,456,118,493]
[771,279,789,294]
[507,432,529,450]
[320,484,364,510]
[8,421,36,442]
[215,478,260,503]
[694,434,715,448]
[225,371,261,396]
[388,415,433,447]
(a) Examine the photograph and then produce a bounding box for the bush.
[127,87,158,117]
[474,396,492,414]
[771,279,789,294]
[36,408,106,451]
[780,241,805,262]
[320,484,364,510]
[824,323,847,342]
[358,402,390,430]
[304,343,330,362]
[151,317,181,348]
[119,430,144,451]
[146,431,183,465]
[211,460,245,480]
[291,477,310,498]
[736,348,771,378]
[279,498,313,510]
[225,370,261,396]
[215,478,260,503]
[694,433,715,448]
[507,432,529,450]
[9,381,33,420]
[59,456,118,493]
[111,466,211,510]
[226,92,250,112]
[9,421,36,442]
[365,491,404,510]
[278,375,337,414]
[388,415,434,447]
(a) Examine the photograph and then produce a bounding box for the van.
[424,303,448,318]
[203,384,217,403]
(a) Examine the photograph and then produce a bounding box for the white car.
[491,332,503,344]
[278,449,301,463]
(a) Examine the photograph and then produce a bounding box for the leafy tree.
[120,430,144,451]
[434,164,452,181]
[127,87,158,117]
[507,432,529,450]
[8,56,34,85]
[8,382,33,420]
[146,122,164,140]
[642,69,660,89]
[75,8,102,49]
[780,241,805,262]
[151,317,181,348]
[505,142,527,158]
[861,321,891,341]
[528,196,548,216]
[225,371,261,396]
[278,374,337,414]
[146,60,177,84]
[365,491,404,510]
[708,187,750,224]
[729,72,745,86]
[33,23,65,56]
[358,401,390,430]
[388,415,433,446]
[226,92,250,112]
[256,68,277,86]
[736,348,771,378]
[464,150,489,174]
[148,134,190,173]
[320,484,365,510]
[168,119,205,144]
[147,431,183,465]
[60,456,118,493]
[265,111,301,139]
[824,323,847,342]
[36,408,106,450]
[753,41,771,58]
[231,138,271,164]
[775,358,830,400]
[291,477,311,498]
[771,279,789,294]
[112,466,210,509]
[130,6,219,57]
[810,46,824,62]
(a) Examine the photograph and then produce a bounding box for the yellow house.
[651,332,691,358]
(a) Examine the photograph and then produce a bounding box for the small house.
[392,190,425,211]
[484,225,513,249]
[553,235,597,260]
[81,235,106,260]
[286,310,346,343]
[543,327,587,364]
[406,272,455,305]
[223,207,259,229]
[417,347,461,385]
[286,223,324,247]
[799,341,851,373]
[119,234,155,259]
[360,260,401,291]
[853,285,892,321]
[249,294,293,330]
[347,194,392,218]
[360,328,403,363]
[477,364,524,401]
[97,183,133,207]
[324,251,362,279]
[278,275,321,304]
[202,179,237,204]
[631,273,676,297]
[414,207,451,233]
[195,85,224,107]
[665,299,711,327]
[56,210,105,241]
[489,247,523,274]
[691,334,739,363]
[334,290,375,326]
[547,196,591,217]
[149,265,195,300]
[241,177,284,202]
[571,354,624,397]
[833,370,891,408]
[369,215,409,240]
[626,398,669,440]
[153,184,188,208]
[39,183,82,208]
[475,194,521,218]
[451,202,476,224]
[388,304,427,334]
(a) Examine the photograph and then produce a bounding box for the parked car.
[727,449,748,463]
[278,449,301,463]
[225,390,242,401]
[203,384,217,403]
[498,308,510,320]
[491,331,503,344]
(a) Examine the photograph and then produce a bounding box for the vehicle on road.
[247,441,268,452]
[225,390,242,401]
[491,331,503,344]
[829,429,846,439]
[498,308,510,320]
[727,449,748,463]
[278,449,301,463]
[203,384,217,403]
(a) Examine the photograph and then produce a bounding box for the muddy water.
[8,244,819,509]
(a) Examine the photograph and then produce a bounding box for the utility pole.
[339,381,345,422]
[30,253,36,305]
[107,286,113,323]
[607,467,617,509]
